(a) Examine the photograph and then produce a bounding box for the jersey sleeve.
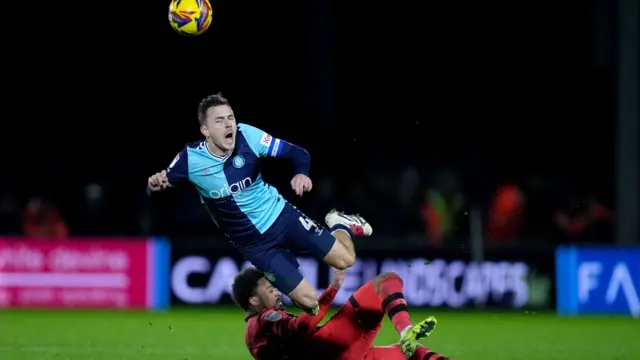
[258,310,299,338]
[165,148,189,186]
[238,123,279,157]
[239,123,311,175]
[294,286,338,329]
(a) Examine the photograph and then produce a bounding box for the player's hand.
[291,174,312,196]
[331,268,346,290]
[148,170,170,191]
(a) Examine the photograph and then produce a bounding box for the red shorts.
[312,281,385,360]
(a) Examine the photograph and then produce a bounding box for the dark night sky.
[4,1,613,197]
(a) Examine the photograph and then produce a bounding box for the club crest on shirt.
[264,310,282,322]
[264,272,276,282]
[233,155,245,168]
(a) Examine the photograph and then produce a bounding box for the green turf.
[1,308,638,359]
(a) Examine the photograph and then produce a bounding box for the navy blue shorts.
[236,202,336,294]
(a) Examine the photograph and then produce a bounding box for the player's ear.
[200,125,210,138]
[249,296,260,307]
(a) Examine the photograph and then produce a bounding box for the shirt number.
[298,215,318,232]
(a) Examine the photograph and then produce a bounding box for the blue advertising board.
[556,246,640,317]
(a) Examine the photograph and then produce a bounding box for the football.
[168,0,213,36]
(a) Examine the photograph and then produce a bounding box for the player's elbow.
[299,147,310,160]
[289,144,310,161]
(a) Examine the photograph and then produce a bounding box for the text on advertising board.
[171,256,530,308]
[0,238,170,309]
[557,246,640,317]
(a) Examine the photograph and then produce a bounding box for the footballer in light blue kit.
[147,93,372,314]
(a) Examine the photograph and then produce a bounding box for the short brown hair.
[198,92,230,125]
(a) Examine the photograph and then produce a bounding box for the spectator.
[553,194,612,242]
[485,183,525,245]
[22,197,69,239]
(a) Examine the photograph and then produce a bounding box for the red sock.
[413,346,449,360]
[380,275,413,335]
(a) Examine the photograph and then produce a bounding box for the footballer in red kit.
[233,267,452,360]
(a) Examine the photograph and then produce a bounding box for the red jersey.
[244,286,338,360]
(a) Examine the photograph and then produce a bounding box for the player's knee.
[333,253,355,270]
[371,272,401,294]
[377,271,400,280]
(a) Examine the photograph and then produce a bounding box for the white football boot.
[325,209,373,236]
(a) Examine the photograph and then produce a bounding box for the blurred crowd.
[0,166,613,248]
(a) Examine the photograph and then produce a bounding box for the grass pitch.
[1,308,638,360]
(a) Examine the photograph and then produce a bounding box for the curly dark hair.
[231,267,265,311]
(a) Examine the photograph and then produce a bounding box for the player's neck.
[206,139,231,157]
[246,306,263,317]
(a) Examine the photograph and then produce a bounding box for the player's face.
[201,105,237,153]
[255,278,284,310]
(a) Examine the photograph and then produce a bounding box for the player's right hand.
[148,170,170,191]
[331,268,346,290]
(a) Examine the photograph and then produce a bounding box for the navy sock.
[330,224,353,238]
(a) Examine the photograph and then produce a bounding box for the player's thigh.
[317,281,384,334]
[316,302,382,360]
[314,282,382,339]
[245,247,305,295]
[285,209,336,261]
[336,329,382,360]
[313,301,363,350]
[349,280,385,329]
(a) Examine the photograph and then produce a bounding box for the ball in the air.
[168,0,213,36]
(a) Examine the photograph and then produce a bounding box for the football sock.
[380,275,413,334]
[413,346,449,360]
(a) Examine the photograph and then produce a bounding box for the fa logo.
[233,156,245,168]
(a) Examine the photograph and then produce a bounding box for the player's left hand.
[331,268,346,290]
[291,174,312,196]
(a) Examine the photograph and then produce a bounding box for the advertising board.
[556,246,640,317]
[0,238,170,310]
[171,243,553,309]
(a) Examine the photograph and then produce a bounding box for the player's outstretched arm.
[260,271,345,338]
[272,139,310,176]
[294,285,338,330]
[290,268,344,332]
[260,285,338,338]
[238,123,310,174]
[278,140,312,196]
[239,123,312,195]
[148,149,190,194]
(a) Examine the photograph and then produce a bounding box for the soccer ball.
[168,0,213,36]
